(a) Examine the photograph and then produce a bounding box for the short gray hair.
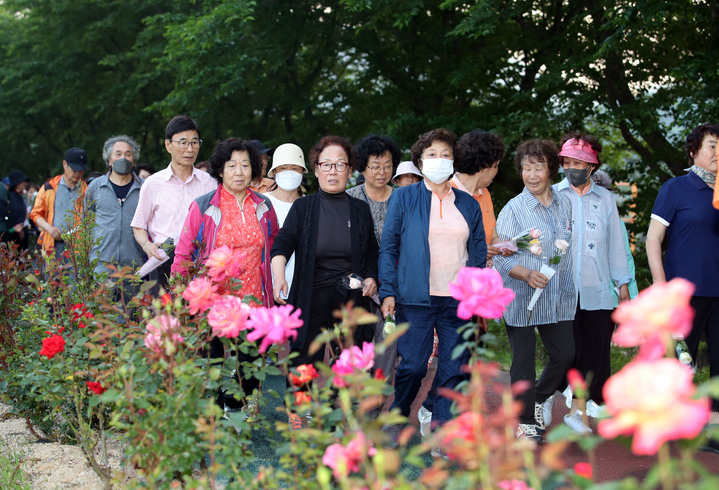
[591,169,613,190]
[102,135,141,164]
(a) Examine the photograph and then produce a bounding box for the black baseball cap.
[64,147,89,172]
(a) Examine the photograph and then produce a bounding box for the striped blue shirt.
[494,187,577,327]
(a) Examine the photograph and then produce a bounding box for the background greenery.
[1,0,717,285]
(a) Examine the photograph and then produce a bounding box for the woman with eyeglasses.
[379,128,486,443]
[270,136,379,426]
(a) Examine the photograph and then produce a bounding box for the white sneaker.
[542,395,555,428]
[418,406,433,438]
[586,400,608,419]
[563,385,573,409]
[564,411,592,435]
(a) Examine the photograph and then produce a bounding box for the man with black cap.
[248,139,275,193]
[85,135,145,278]
[1,170,31,247]
[30,147,89,255]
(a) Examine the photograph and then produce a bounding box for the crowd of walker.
[2,115,718,450]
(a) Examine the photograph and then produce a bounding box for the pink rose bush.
[612,278,695,359]
[144,315,185,354]
[598,358,709,455]
[449,267,516,319]
[322,431,376,479]
[208,295,251,338]
[246,305,303,353]
[206,245,244,282]
[183,277,219,315]
[331,342,375,388]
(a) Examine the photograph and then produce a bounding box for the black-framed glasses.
[318,160,348,172]
[171,139,203,149]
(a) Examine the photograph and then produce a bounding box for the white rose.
[383,320,396,337]
[679,352,693,364]
[348,277,363,289]
[555,239,570,254]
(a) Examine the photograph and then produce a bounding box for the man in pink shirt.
[131,115,217,286]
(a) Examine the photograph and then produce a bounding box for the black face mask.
[112,158,134,176]
[564,167,591,187]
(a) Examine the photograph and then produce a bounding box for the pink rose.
[529,228,541,239]
[598,358,710,455]
[498,481,532,490]
[206,245,244,282]
[208,295,251,338]
[246,305,303,354]
[331,342,375,388]
[612,278,695,359]
[322,431,375,479]
[449,267,516,320]
[144,315,185,354]
[529,243,542,256]
[183,277,219,315]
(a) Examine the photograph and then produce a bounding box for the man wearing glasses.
[131,115,217,286]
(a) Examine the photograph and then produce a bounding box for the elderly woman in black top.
[271,136,379,371]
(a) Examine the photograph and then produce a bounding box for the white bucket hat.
[268,143,307,178]
[392,161,423,184]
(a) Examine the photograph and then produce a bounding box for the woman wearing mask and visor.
[378,128,486,441]
[263,143,307,294]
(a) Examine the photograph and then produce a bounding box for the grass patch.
[0,442,31,490]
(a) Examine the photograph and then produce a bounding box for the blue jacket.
[378,182,486,306]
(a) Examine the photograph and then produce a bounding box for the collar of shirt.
[557,177,600,197]
[451,174,483,197]
[158,162,203,184]
[520,186,558,209]
[687,170,712,191]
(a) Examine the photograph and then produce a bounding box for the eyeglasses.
[367,165,393,174]
[318,160,348,172]
[171,139,203,149]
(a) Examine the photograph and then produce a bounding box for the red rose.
[86,381,106,395]
[39,334,65,359]
[574,462,592,479]
[294,391,312,405]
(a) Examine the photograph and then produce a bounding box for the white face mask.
[421,158,454,184]
[275,170,303,191]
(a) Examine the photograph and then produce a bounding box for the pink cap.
[558,138,599,164]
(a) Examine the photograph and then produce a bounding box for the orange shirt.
[215,186,264,302]
[451,176,495,244]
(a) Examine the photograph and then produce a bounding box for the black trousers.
[686,296,719,412]
[570,304,614,404]
[506,321,574,424]
[208,336,261,410]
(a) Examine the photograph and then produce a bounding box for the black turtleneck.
[313,188,352,288]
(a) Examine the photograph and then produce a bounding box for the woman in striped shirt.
[494,139,577,444]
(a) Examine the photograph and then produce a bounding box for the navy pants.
[392,296,470,425]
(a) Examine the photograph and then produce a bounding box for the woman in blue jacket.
[379,128,486,440]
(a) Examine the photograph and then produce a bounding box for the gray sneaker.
[382,424,402,448]
[564,411,593,435]
[418,406,433,438]
[543,394,555,427]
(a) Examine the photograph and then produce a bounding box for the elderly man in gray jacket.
[85,135,145,285]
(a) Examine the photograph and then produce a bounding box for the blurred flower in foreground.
[612,278,694,359]
[246,305,302,354]
[144,315,185,355]
[206,245,244,282]
[449,267,516,320]
[331,342,375,388]
[183,277,219,315]
[208,295,251,338]
[289,364,320,387]
[598,358,709,455]
[322,431,376,479]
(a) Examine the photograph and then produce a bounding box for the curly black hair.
[208,138,262,183]
[353,134,402,173]
[456,130,505,175]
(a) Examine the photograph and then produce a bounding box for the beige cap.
[267,143,307,178]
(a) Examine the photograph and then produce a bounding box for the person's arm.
[133,227,162,260]
[646,218,667,283]
[271,255,289,304]
[508,264,549,289]
[30,186,62,241]
[378,193,401,315]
